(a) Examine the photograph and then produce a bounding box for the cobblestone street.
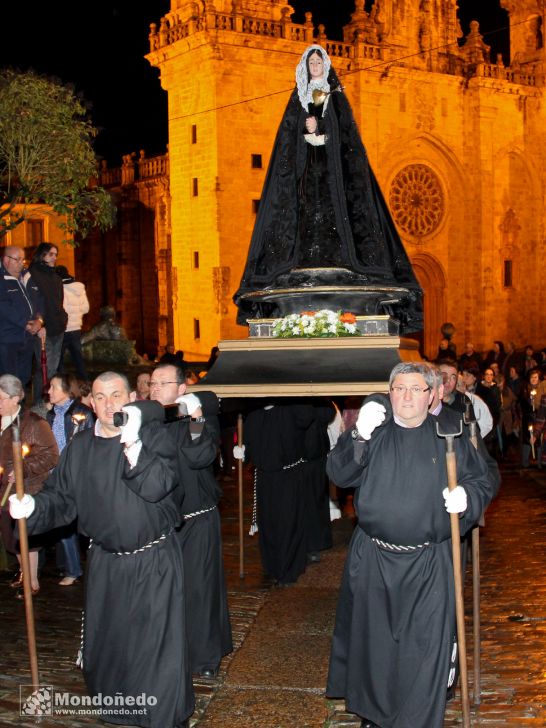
[1,460,545,727]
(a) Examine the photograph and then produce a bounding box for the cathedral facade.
[92,0,546,361]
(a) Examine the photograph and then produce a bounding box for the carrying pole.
[237,413,245,579]
[12,419,40,687]
[436,421,471,728]
[463,405,482,705]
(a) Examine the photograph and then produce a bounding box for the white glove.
[175,393,201,416]
[442,486,467,514]
[9,493,35,519]
[119,405,142,445]
[233,445,246,460]
[355,401,386,440]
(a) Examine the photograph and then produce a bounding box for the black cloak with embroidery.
[234,53,423,334]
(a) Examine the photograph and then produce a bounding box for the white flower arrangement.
[271,309,359,338]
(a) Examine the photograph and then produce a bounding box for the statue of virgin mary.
[233,44,423,334]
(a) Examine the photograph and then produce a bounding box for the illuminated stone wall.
[143,0,546,360]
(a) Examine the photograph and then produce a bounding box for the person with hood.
[57,264,90,381]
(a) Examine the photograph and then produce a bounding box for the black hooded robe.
[26,423,194,728]
[168,415,233,675]
[326,415,493,728]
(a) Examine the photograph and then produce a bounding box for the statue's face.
[308,52,324,80]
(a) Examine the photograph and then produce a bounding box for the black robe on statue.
[234,56,422,333]
[26,421,193,728]
[326,409,494,728]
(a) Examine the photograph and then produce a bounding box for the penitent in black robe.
[244,403,315,583]
[326,414,494,728]
[233,67,422,333]
[169,414,233,674]
[26,422,193,728]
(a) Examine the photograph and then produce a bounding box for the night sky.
[0,1,508,163]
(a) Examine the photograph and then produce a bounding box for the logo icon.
[20,685,53,716]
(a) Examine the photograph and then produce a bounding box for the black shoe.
[198,667,218,679]
[361,720,380,728]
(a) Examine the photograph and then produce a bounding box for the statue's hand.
[305,116,318,134]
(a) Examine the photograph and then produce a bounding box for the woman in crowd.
[46,372,95,585]
[0,374,58,596]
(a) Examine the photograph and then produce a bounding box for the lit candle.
[21,444,30,458]
[71,413,86,436]
[529,425,536,460]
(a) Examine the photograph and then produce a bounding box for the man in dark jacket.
[0,246,44,386]
[29,243,68,402]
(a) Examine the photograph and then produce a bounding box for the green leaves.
[0,70,115,242]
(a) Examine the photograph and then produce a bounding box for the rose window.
[389,164,444,238]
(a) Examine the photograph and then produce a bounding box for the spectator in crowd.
[77,379,93,409]
[159,343,177,364]
[519,368,542,468]
[206,346,220,371]
[0,246,45,387]
[458,342,482,371]
[184,369,199,385]
[46,373,95,585]
[484,340,506,372]
[496,372,518,458]
[135,371,151,400]
[56,265,90,381]
[29,243,68,402]
[502,341,520,378]
[507,365,523,398]
[480,367,502,424]
[435,337,456,362]
[531,391,546,469]
[458,363,494,439]
[523,345,538,375]
[0,373,58,597]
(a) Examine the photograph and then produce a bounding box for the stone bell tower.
[146,0,313,356]
[501,0,546,73]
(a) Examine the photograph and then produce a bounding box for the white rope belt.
[90,529,174,556]
[183,505,217,521]
[282,457,306,470]
[371,537,430,552]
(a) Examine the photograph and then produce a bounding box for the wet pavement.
[1,458,545,727]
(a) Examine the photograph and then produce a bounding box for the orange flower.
[300,311,316,317]
[340,312,356,324]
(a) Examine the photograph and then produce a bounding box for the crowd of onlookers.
[433,339,546,468]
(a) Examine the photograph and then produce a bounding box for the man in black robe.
[302,400,335,562]
[10,371,193,728]
[242,401,315,585]
[150,363,233,679]
[326,362,494,728]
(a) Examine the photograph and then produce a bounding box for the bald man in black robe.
[10,371,193,728]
